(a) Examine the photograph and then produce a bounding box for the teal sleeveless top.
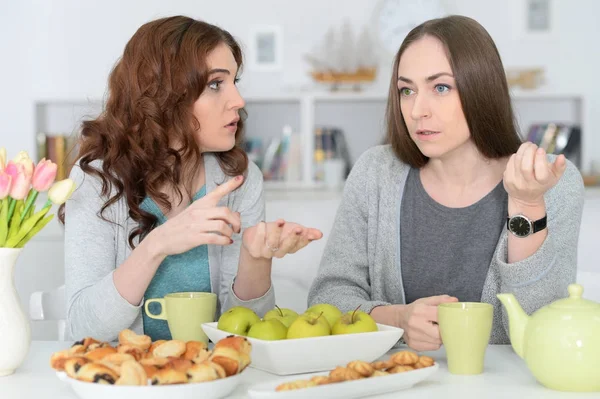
[140,186,211,341]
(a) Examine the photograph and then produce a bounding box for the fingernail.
[236,175,243,181]
[296,230,302,235]
[229,238,234,244]
[278,221,285,227]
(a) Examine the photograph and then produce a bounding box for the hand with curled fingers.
[503,142,567,207]
[399,295,458,352]
[149,175,245,257]
[242,219,323,260]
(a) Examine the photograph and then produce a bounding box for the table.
[1,342,598,398]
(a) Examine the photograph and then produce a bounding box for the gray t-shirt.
[400,167,508,304]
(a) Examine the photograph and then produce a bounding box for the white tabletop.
[1,341,598,399]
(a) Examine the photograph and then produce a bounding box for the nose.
[410,92,431,121]
[228,85,245,110]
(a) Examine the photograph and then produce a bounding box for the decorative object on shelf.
[371,0,446,57]
[304,20,379,91]
[313,127,351,184]
[248,25,283,72]
[506,68,545,90]
[524,123,581,168]
[0,148,75,376]
[36,132,79,180]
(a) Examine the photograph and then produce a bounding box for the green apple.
[217,306,261,336]
[305,303,342,328]
[264,305,299,328]
[332,306,378,335]
[287,311,331,339]
[247,319,288,340]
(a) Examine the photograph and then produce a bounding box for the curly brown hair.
[59,16,248,248]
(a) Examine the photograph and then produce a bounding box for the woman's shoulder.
[351,144,409,178]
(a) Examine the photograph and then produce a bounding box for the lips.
[225,117,240,127]
[416,129,440,136]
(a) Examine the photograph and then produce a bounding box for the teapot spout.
[497,293,529,359]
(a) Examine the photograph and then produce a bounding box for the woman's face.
[397,35,471,161]
[193,43,245,153]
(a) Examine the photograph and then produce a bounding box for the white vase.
[0,248,31,376]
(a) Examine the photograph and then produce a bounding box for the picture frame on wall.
[248,25,283,71]
[510,0,554,39]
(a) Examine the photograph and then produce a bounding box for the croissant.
[151,367,188,385]
[186,361,226,383]
[209,345,251,376]
[115,360,148,386]
[118,329,152,350]
[215,335,252,356]
[75,363,119,384]
[64,357,90,379]
[182,341,208,361]
[152,340,186,358]
[84,346,118,362]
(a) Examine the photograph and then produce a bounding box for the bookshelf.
[34,89,588,189]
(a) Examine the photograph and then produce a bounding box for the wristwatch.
[506,214,547,238]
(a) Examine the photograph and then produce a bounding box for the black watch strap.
[532,215,547,233]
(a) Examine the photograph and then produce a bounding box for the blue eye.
[400,87,414,96]
[435,84,450,93]
[208,80,223,91]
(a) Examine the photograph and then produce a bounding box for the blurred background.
[1,0,599,339]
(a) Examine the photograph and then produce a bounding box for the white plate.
[247,363,439,399]
[56,371,242,399]
[201,322,404,375]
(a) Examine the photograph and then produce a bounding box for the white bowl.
[201,322,404,375]
[56,371,242,399]
[246,363,439,399]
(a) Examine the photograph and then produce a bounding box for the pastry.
[117,344,145,361]
[310,375,333,385]
[414,355,435,369]
[151,367,188,385]
[64,357,90,379]
[75,363,119,384]
[186,361,225,383]
[390,350,419,366]
[182,341,208,361]
[147,340,167,356]
[118,329,152,350]
[84,346,117,361]
[166,358,193,373]
[151,340,186,358]
[116,360,148,386]
[275,380,317,391]
[371,359,394,370]
[191,347,212,364]
[50,349,84,371]
[215,335,252,356]
[388,365,415,374]
[209,346,244,376]
[347,360,375,377]
[371,370,390,377]
[329,366,363,382]
[71,337,100,350]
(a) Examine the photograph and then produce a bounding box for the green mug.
[438,302,493,375]
[144,292,217,343]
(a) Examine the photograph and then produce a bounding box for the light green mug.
[438,302,493,375]
[144,292,217,343]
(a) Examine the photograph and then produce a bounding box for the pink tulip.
[32,158,57,192]
[5,161,31,200]
[0,171,11,199]
[12,151,34,178]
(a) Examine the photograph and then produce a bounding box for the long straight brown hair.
[59,16,248,248]
[385,15,522,167]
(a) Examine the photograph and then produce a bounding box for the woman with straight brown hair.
[62,15,322,341]
[308,15,584,351]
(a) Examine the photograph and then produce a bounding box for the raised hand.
[242,219,323,259]
[149,175,244,257]
[503,142,567,207]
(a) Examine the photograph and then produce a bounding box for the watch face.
[509,216,532,237]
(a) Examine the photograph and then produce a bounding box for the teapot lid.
[549,284,600,310]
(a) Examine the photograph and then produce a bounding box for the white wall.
[1,0,600,170]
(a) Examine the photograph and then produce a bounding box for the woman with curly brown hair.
[62,15,322,341]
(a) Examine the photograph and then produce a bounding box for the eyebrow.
[397,72,454,84]
[208,68,231,75]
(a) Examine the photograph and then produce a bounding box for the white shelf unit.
[34,90,587,190]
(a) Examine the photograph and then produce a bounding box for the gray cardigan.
[64,154,275,341]
[307,145,585,344]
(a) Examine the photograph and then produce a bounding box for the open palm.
[242,220,323,259]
